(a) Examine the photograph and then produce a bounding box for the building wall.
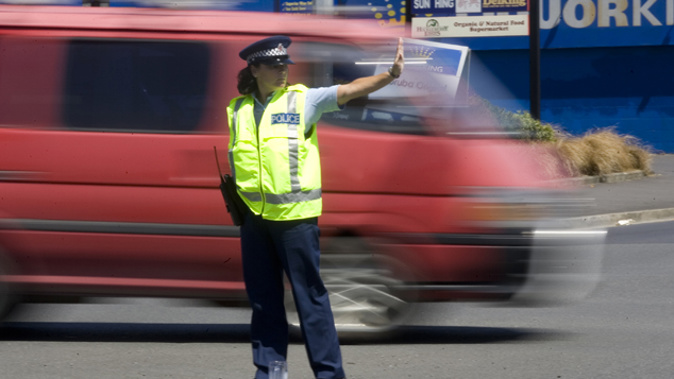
[424,0,674,152]
[470,45,674,153]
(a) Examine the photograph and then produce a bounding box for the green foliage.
[476,96,559,142]
[468,96,653,176]
[502,110,558,142]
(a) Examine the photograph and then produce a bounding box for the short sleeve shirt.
[253,85,341,127]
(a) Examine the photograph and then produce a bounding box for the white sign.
[412,15,529,38]
[366,38,470,117]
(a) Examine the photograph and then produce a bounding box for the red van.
[0,5,604,333]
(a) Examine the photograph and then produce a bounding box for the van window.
[293,41,429,136]
[63,39,211,133]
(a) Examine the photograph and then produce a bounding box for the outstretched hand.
[336,37,406,105]
[390,37,404,78]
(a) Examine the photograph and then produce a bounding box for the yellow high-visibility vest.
[227,84,322,221]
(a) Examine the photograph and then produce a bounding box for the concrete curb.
[570,170,650,186]
[553,170,674,228]
[559,207,674,229]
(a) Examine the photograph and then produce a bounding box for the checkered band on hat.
[246,43,288,64]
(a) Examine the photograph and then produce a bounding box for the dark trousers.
[240,211,345,379]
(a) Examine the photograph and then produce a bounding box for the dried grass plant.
[553,128,652,177]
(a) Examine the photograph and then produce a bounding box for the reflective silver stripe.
[265,188,322,205]
[241,188,321,204]
[240,191,263,202]
[229,98,246,174]
[286,91,302,193]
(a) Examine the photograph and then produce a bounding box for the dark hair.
[236,64,292,96]
[237,65,258,95]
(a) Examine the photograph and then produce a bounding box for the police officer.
[227,35,404,379]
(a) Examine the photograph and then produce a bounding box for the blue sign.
[413,0,457,16]
[539,0,674,48]
[280,0,314,13]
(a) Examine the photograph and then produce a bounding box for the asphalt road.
[2,221,674,379]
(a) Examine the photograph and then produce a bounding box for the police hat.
[239,35,295,66]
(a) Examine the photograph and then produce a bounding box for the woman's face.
[251,63,288,95]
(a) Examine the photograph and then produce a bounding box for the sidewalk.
[563,154,674,228]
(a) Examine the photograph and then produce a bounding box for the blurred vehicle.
[0,5,605,333]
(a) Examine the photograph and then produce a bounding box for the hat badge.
[275,43,286,55]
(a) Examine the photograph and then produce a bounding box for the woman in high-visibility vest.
[227,35,404,379]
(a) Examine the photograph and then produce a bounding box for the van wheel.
[285,237,411,336]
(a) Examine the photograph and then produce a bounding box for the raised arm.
[336,37,404,106]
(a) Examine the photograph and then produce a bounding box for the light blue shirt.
[253,85,341,129]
